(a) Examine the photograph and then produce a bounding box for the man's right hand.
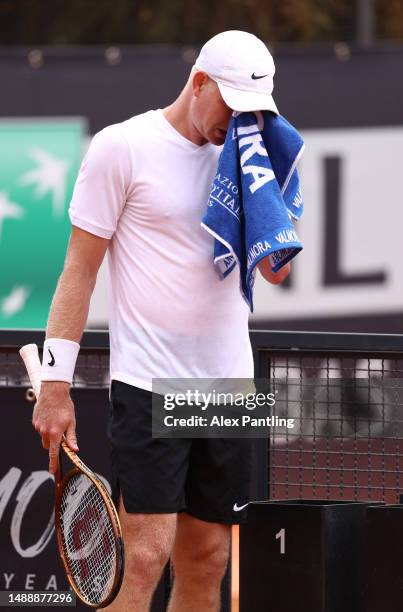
[32,381,79,474]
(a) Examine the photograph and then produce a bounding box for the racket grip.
[19,343,42,399]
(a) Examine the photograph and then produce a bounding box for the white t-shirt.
[69,109,253,391]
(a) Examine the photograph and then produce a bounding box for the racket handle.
[19,343,42,399]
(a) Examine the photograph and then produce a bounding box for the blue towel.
[201,110,305,311]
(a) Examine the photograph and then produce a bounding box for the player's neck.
[162,97,207,147]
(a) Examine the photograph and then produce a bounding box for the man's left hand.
[257,259,291,284]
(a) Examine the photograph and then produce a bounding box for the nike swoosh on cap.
[251,72,269,80]
[233,502,249,512]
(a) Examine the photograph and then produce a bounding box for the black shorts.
[108,380,253,524]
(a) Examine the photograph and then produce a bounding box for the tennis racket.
[19,343,124,609]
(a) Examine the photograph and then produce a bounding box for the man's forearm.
[46,265,96,342]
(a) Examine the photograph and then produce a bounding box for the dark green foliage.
[0,0,401,45]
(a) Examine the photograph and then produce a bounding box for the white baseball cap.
[194,30,279,114]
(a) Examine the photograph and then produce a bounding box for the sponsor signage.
[1,120,401,327]
[252,126,403,322]
[0,119,85,328]
[0,389,107,607]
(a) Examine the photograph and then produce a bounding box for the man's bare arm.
[45,226,109,340]
[33,226,110,473]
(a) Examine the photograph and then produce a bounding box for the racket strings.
[58,473,117,605]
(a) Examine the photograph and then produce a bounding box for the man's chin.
[209,136,226,146]
[208,128,227,146]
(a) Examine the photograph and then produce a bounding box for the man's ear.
[192,70,209,97]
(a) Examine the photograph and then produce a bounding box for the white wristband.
[41,338,80,384]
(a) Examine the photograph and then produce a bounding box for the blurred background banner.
[0,119,86,328]
[253,124,403,327]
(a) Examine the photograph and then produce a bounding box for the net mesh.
[265,353,403,504]
[58,472,117,605]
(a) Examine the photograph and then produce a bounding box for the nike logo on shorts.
[233,502,249,512]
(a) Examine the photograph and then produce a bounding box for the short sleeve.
[69,125,131,239]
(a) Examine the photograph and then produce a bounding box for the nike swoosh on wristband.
[48,348,55,367]
[251,72,269,80]
[233,502,249,512]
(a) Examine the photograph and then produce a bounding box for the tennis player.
[33,31,290,611]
